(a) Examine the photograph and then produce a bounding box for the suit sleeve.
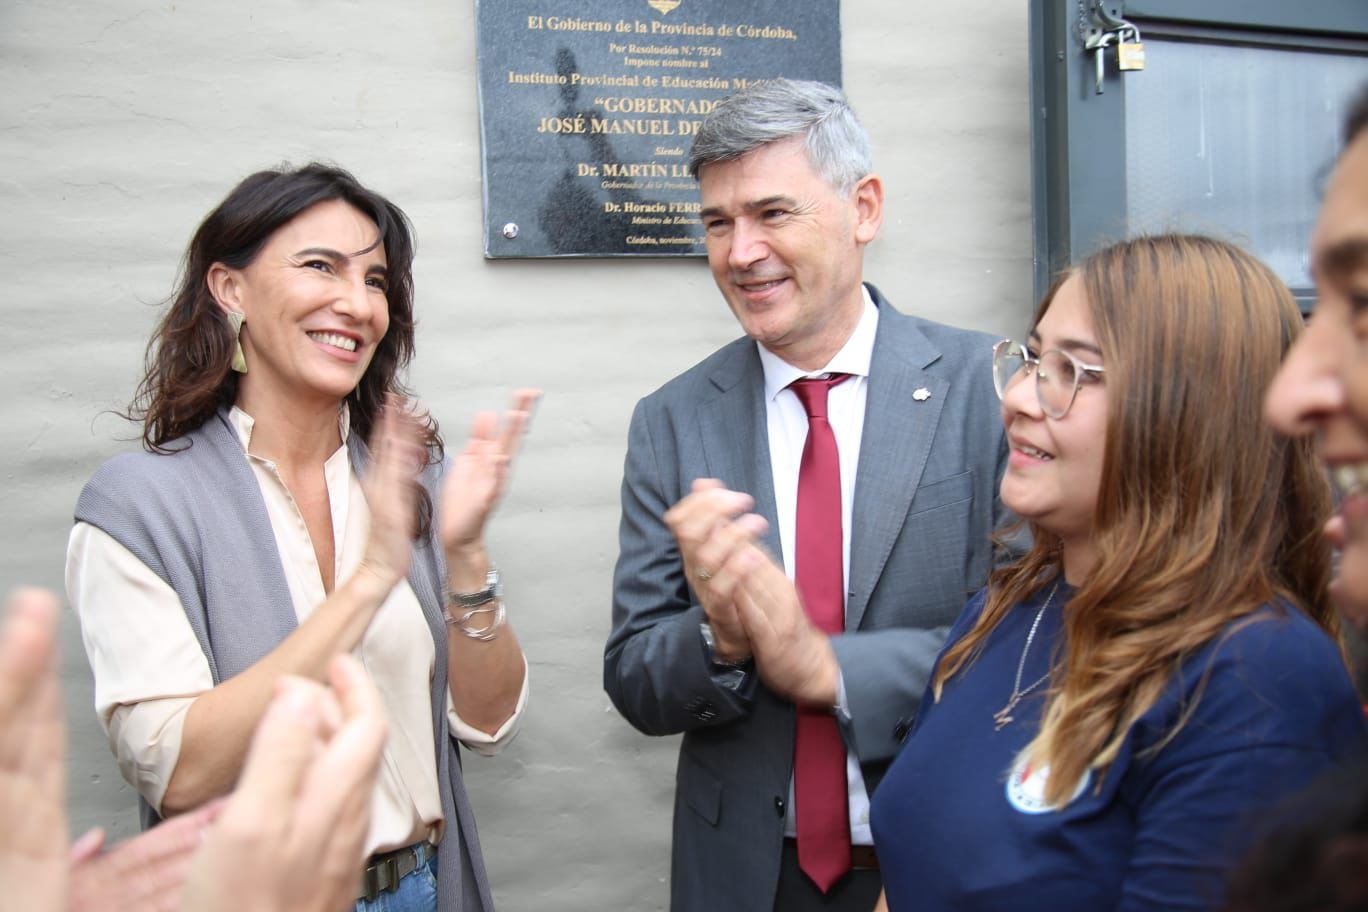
[829,626,954,762]
[603,398,756,735]
[834,414,1012,765]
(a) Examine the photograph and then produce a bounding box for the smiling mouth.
[1016,443,1053,460]
[307,331,359,352]
[735,276,788,294]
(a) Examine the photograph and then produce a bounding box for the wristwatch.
[698,622,748,669]
[447,568,501,610]
[699,623,752,693]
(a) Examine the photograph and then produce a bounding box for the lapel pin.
[913,387,931,401]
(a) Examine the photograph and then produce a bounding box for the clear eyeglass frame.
[991,338,1105,420]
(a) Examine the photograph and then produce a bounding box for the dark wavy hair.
[1223,757,1368,912]
[128,162,440,463]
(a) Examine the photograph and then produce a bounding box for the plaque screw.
[502,222,520,240]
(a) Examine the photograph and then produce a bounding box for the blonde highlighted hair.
[933,234,1339,806]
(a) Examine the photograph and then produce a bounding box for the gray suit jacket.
[604,285,1010,911]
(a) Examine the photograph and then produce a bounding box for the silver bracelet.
[449,601,506,641]
[448,602,501,625]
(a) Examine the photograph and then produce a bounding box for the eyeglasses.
[992,339,1105,419]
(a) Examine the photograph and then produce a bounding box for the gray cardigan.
[74,409,494,911]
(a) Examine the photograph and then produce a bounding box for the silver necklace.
[992,583,1059,731]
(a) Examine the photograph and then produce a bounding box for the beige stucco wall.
[0,2,1030,908]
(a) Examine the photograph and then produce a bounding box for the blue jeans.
[354,850,438,912]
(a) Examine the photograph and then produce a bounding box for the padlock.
[1117,41,1146,71]
[1117,25,1145,72]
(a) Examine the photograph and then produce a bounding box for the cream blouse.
[66,406,527,855]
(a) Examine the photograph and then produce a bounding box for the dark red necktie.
[789,374,851,892]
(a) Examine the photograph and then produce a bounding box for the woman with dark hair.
[860,235,1366,910]
[66,163,533,912]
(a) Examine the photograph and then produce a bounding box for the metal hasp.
[1081,1,1145,94]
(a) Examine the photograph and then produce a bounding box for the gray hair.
[688,79,873,196]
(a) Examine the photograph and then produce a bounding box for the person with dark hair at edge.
[1266,82,1368,632]
[1227,81,1368,912]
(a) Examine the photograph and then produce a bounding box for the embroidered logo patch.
[1005,753,1090,814]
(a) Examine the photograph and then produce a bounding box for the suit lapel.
[847,291,947,630]
[698,341,783,559]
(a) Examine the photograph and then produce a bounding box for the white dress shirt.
[66,405,527,855]
[757,288,878,845]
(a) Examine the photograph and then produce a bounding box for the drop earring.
[226,311,248,373]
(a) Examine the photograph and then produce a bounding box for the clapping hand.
[441,389,540,558]
[672,487,840,707]
[0,589,390,912]
[181,655,388,912]
[727,543,839,708]
[0,589,221,912]
[67,802,223,912]
[665,479,768,663]
[0,587,67,912]
[356,397,428,591]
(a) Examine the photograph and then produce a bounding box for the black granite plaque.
[476,1,842,258]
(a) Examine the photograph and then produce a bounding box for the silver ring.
[696,567,714,582]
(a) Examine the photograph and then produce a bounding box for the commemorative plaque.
[476,1,842,257]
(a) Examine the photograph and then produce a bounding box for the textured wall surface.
[0,2,1030,909]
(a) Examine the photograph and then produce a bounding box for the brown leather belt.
[358,841,435,902]
[784,838,880,871]
[850,844,880,871]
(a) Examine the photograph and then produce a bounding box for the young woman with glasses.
[861,234,1366,910]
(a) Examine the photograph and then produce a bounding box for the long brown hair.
[934,234,1337,805]
[127,162,440,460]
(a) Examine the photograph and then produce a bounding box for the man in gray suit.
[604,79,1008,911]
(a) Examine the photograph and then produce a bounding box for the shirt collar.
[758,285,879,402]
[227,403,352,452]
